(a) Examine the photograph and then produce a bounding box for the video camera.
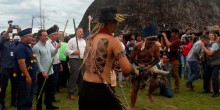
[157,24,172,40]
[157,30,171,40]
[8,20,19,29]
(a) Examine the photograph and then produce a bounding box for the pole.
[39,0,42,29]
[73,18,80,59]
[31,16,34,29]
[63,20,69,37]
[88,15,92,35]
[43,10,45,29]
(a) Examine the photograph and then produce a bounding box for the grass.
[4,78,220,110]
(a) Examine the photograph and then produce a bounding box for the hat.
[47,25,59,35]
[18,28,32,37]
[170,27,179,33]
[99,6,126,23]
[143,17,158,38]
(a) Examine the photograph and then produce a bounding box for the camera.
[8,20,19,29]
[157,30,171,40]
[56,38,60,43]
[157,24,172,40]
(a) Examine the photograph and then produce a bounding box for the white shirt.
[120,42,125,50]
[47,39,60,64]
[66,37,86,59]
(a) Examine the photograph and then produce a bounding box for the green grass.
[4,79,220,110]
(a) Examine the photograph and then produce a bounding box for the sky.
[0,0,94,34]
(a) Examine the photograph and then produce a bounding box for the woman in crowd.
[180,37,192,79]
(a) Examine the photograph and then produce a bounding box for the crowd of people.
[0,6,220,110]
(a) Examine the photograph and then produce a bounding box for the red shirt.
[169,37,181,51]
[182,42,192,56]
[165,37,181,61]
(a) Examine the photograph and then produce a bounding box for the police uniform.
[0,32,18,109]
[14,28,38,110]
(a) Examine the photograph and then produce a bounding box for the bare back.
[83,33,132,84]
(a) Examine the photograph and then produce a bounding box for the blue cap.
[18,28,32,37]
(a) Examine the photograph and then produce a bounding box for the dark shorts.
[78,81,122,110]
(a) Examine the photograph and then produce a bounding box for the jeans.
[17,77,35,110]
[203,65,220,94]
[181,55,191,78]
[160,86,173,98]
[160,74,173,98]
[186,61,200,86]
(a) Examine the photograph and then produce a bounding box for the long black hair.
[182,37,190,45]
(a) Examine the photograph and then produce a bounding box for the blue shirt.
[14,42,38,79]
[32,41,57,75]
[0,36,18,68]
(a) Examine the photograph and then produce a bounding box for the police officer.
[14,28,38,110]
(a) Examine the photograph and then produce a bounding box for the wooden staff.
[73,18,80,59]
[63,20,69,37]
[88,15,92,35]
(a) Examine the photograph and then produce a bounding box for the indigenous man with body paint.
[78,6,139,110]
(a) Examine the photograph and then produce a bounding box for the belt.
[72,58,83,60]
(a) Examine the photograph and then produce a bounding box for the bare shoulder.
[133,41,143,50]
[95,34,121,49]
[153,41,160,49]
[135,42,143,47]
[110,36,123,50]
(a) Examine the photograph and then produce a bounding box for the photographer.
[162,27,181,93]
[0,25,21,109]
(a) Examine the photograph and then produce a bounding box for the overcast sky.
[0,0,93,34]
